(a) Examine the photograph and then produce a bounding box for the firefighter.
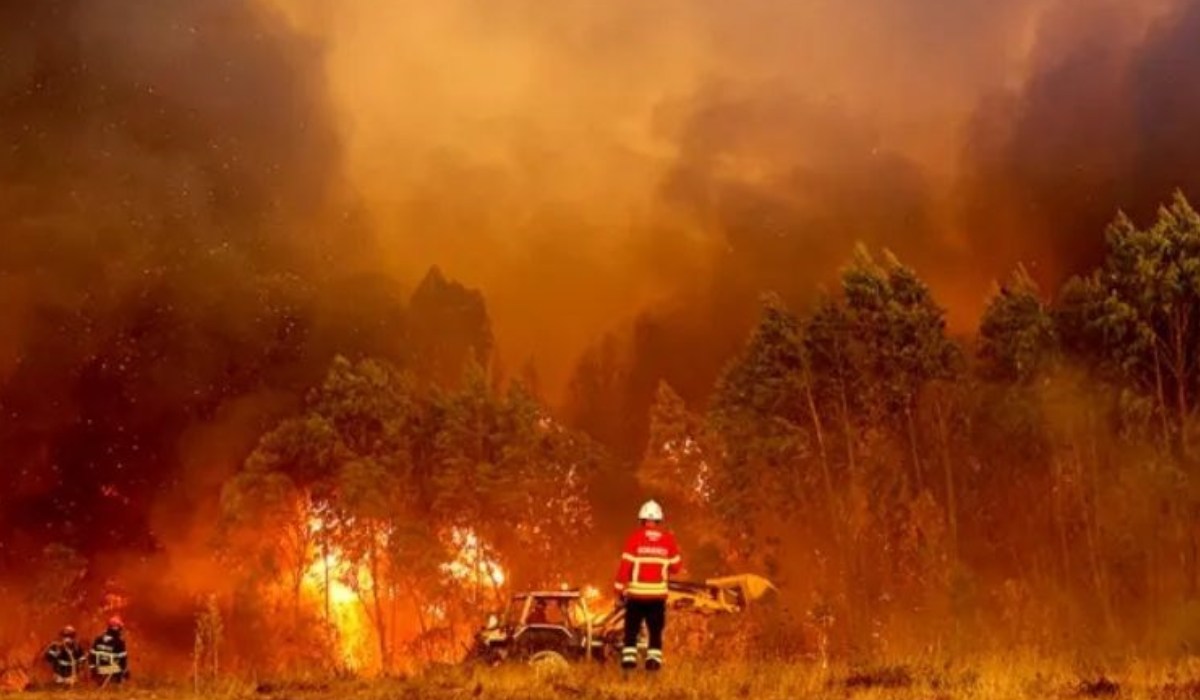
[614,499,681,672]
[527,599,549,624]
[89,616,129,685]
[44,625,86,686]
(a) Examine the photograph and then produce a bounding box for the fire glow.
[300,518,506,671]
[441,527,506,589]
[303,518,372,670]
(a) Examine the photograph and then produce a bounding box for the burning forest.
[7,0,1200,695]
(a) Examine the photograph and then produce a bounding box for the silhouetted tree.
[408,267,493,389]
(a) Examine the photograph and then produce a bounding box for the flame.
[441,527,506,589]
[316,552,359,607]
[582,585,617,620]
[295,518,507,671]
[303,516,373,671]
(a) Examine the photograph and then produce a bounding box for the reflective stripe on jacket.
[45,642,85,677]
[614,525,682,599]
[90,635,128,676]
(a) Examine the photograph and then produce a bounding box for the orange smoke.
[251,0,1192,399]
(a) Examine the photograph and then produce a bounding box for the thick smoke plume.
[0,0,387,586]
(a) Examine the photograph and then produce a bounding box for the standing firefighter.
[614,500,682,671]
[44,626,86,686]
[89,617,129,685]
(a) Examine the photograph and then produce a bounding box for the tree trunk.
[1051,458,1073,594]
[1154,349,1173,452]
[804,377,861,655]
[389,582,398,670]
[1190,510,1199,599]
[322,540,332,623]
[1175,335,1189,458]
[292,524,308,628]
[905,402,923,494]
[804,379,840,542]
[933,397,959,561]
[833,339,857,474]
[1079,414,1116,636]
[367,526,388,672]
[830,340,867,648]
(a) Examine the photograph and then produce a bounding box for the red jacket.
[614,524,682,599]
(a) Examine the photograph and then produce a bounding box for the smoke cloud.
[278,0,1192,394]
[0,0,375,574]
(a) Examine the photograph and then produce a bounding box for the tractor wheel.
[528,650,570,676]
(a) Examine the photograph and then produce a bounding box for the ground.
[9,659,1200,700]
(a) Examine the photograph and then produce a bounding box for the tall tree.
[838,247,960,491]
[218,469,313,623]
[979,265,1059,384]
[640,381,715,509]
[709,296,809,559]
[408,267,493,389]
[1057,193,1200,457]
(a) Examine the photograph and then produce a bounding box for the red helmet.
[60,625,76,638]
[107,616,124,630]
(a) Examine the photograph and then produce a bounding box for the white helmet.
[638,500,664,522]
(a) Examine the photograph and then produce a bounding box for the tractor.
[465,575,775,669]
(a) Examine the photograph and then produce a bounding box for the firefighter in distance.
[89,616,129,685]
[44,625,86,686]
[614,499,682,671]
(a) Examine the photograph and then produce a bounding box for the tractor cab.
[508,591,586,628]
[471,590,603,666]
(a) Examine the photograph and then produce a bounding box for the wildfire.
[303,517,373,671]
[441,527,506,589]
[298,518,508,672]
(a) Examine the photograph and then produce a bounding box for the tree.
[979,265,1059,384]
[709,295,811,564]
[1057,193,1200,456]
[430,367,600,590]
[430,364,517,545]
[218,469,313,622]
[837,246,960,491]
[335,458,405,670]
[221,356,430,670]
[564,334,629,451]
[800,249,963,647]
[408,267,493,389]
[500,382,601,586]
[703,293,856,606]
[640,382,715,509]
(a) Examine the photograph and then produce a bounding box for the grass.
[10,657,1200,700]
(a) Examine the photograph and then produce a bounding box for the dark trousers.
[622,598,666,652]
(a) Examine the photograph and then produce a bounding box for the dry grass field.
[11,658,1200,700]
